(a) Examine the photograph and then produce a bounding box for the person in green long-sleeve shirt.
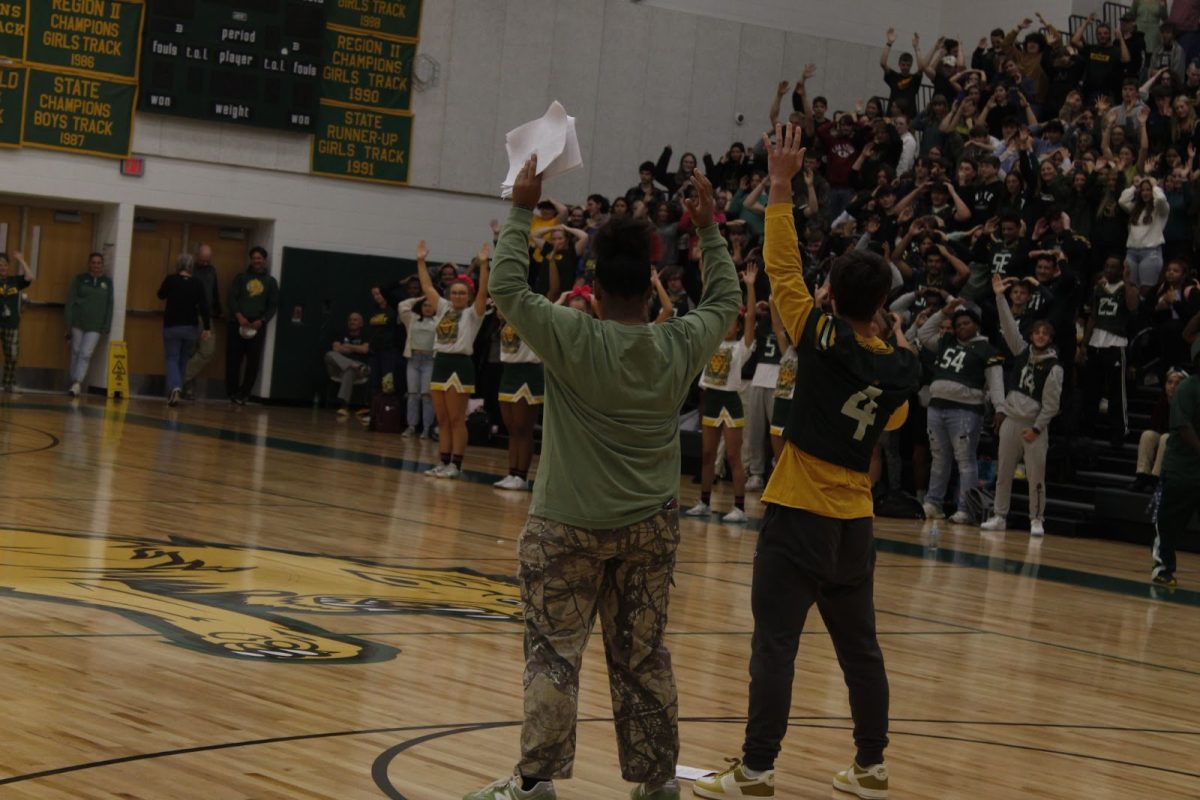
[64,252,114,397]
[464,161,740,800]
[225,246,279,404]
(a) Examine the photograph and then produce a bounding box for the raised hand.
[776,80,790,97]
[762,123,807,185]
[742,259,759,285]
[511,154,543,210]
[416,240,428,261]
[802,63,817,81]
[814,281,831,307]
[684,171,716,229]
[913,33,922,50]
[477,242,491,262]
[489,219,500,235]
[886,27,897,46]
[992,273,1007,296]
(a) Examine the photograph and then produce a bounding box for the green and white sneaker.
[631,779,680,799]
[463,774,555,800]
[832,761,888,799]
[692,759,774,797]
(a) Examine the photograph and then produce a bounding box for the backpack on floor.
[874,489,926,520]
[466,408,492,446]
[371,393,403,433]
[963,486,995,524]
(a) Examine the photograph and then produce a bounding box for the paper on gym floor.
[676,765,717,780]
[500,101,582,198]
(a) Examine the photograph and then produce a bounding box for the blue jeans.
[1125,246,1163,289]
[406,352,434,428]
[163,325,198,394]
[924,405,983,513]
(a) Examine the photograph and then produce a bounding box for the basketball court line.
[0,715,1194,790]
[2,400,1196,607]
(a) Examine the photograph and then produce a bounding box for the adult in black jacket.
[158,253,212,406]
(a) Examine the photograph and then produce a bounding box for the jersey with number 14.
[785,312,920,472]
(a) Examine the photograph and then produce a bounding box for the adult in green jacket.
[65,252,114,396]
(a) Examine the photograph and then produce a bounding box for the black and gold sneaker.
[833,761,888,799]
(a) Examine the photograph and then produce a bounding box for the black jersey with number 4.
[785,312,920,472]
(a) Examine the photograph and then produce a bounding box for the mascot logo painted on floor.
[0,529,521,663]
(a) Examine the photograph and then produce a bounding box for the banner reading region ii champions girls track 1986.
[310,0,421,186]
[0,0,143,159]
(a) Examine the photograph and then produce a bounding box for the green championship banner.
[25,0,143,80]
[0,0,25,60]
[327,0,422,41]
[21,67,135,158]
[311,102,411,185]
[0,65,24,146]
[321,27,414,110]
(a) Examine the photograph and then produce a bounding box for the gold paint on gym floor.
[0,396,1195,799]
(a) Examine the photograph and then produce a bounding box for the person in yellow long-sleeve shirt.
[695,125,919,800]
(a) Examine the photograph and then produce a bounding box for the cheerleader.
[494,314,544,491]
[415,239,490,478]
[685,261,758,522]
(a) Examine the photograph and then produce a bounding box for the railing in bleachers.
[1102,2,1131,29]
[1069,3,1132,45]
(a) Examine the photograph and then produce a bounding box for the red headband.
[452,274,476,293]
[568,285,593,301]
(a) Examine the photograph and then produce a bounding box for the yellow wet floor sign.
[107,340,128,399]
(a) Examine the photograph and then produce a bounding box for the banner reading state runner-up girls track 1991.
[138,0,324,132]
[311,0,421,186]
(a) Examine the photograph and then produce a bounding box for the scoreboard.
[0,0,424,183]
[138,0,326,132]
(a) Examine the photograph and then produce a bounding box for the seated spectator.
[704,142,754,192]
[625,161,666,208]
[1151,258,1200,374]
[1131,367,1189,491]
[325,312,369,417]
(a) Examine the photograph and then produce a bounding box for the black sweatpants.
[742,504,888,771]
[226,320,266,398]
[1154,475,1200,579]
[1081,345,1127,448]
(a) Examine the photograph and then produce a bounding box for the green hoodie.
[65,273,114,333]
[228,268,280,323]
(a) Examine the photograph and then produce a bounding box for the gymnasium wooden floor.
[0,394,1196,799]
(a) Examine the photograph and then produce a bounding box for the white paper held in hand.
[501,101,583,199]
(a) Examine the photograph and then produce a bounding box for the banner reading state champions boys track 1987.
[0,0,142,159]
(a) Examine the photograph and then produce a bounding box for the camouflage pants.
[517,506,681,784]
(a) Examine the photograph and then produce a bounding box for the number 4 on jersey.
[841,386,883,441]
